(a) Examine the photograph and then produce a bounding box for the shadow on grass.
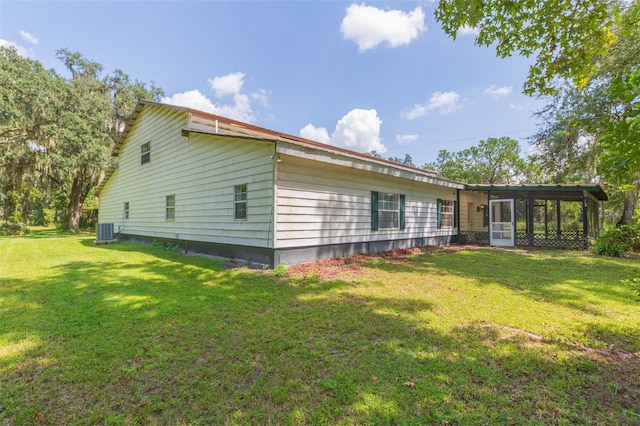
[1,239,638,424]
[367,247,638,312]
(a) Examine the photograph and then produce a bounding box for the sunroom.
[458,184,608,250]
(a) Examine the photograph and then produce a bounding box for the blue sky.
[1,1,544,167]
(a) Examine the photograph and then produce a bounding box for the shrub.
[0,223,28,236]
[151,240,182,253]
[621,269,640,301]
[273,262,288,278]
[592,225,640,257]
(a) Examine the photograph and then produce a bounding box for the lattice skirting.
[459,231,589,250]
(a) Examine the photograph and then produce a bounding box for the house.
[96,101,607,266]
[96,101,463,266]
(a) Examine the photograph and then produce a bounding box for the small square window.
[234,184,247,220]
[166,195,175,220]
[124,202,130,219]
[141,142,151,164]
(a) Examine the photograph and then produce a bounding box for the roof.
[464,183,609,201]
[113,100,442,178]
[97,100,464,195]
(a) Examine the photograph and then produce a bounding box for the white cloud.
[458,25,479,36]
[484,84,513,98]
[300,124,331,144]
[208,72,245,98]
[403,104,427,120]
[0,39,32,57]
[427,91,461,113]
[162,89,218,113]
[403,91,461,119]
[251,89,270,107]
[396,134,419,144]
[162,72,271,123]
[300,109,387,154]
[19,30,38,45]
[341,4,426,52]
[162,90,254,123]
[510,103,523,111]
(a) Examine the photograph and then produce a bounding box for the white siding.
[274,155,458,249]
[98,105,275,248]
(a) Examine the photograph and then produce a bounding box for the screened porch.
[458,184,608,250]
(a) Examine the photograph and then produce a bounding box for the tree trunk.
[66,175,84,230]
[617,187,638,225]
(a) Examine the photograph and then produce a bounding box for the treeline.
[0,47,163,231]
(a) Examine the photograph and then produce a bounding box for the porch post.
[556,199,561,238]
[582,192,589,249]
[527,191,534,247]
[544,200,549,236]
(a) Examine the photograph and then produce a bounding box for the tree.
[52,49,114,230]
[367,151,416,167]
[531,85,605,184]
[530,2,640,224]
[435,0,617,95]
[53,49,165,230]
[387,153,416,167]
[600,67,640,225]
[425,137,533,184]
[0,47,163,229]
[105,69,163,139]
[0,47,63,223]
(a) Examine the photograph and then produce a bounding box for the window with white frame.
[379,192,399,229]
[371,191,405,230]
[437,199,456,228]
[234,184,247,220]
[124,202,129,219]
[141,142,151,164]
[165,195,175,220]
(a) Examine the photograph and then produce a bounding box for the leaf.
[403,381,416,389]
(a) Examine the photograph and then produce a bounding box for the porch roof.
[463,184,609,201]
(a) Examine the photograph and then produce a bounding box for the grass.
[1,231,639,425]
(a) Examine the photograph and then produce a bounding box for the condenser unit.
[96,223,114,241]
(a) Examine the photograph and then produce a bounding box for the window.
[437,199,457,229]
[379,192,399,229]
[124,202,129,219]
[141,142,151,164]
[234,184,247,220]
[165,195,175,220]
[371,191,405,230]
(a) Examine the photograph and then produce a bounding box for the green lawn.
[1,231,639,425]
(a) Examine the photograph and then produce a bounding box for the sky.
[0,1,545,167]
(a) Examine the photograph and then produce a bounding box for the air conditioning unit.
[96,223,115,241]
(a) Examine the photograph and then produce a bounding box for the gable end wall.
[98,105,275,262]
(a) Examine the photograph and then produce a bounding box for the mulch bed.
[285,245,464,280]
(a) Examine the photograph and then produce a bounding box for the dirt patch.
[286,245,465,280]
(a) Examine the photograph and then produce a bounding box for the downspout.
[487,190,491,245]
[267,143,278,266]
